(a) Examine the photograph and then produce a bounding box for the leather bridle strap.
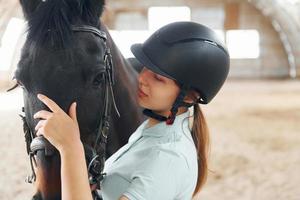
[71,26,120,183]
[66,25,120,188]
[71,25,107,41]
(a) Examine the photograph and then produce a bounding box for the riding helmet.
[131,21,230,104]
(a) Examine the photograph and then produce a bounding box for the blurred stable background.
[0,0,299,199]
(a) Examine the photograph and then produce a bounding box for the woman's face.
[137,67,180,116]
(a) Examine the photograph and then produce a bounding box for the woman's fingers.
[35,119,46,131]
[37,94,61,113]
[36,127,44,137]
[68,102,77,122]
[34,110,53,120]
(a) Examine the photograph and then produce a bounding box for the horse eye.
[93,72,106,86]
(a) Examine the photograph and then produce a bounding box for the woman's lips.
[138,88,148,97]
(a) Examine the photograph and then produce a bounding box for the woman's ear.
[184,90,200,104]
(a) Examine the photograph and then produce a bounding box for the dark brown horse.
[10,0,144,199]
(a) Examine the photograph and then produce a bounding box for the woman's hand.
[34,94,82,154]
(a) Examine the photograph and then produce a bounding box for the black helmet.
[131,21,230,104]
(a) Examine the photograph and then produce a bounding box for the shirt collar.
[141,110,190,137]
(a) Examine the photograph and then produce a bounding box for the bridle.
[17,25,119,199]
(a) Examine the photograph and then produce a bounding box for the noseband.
[19,25,119,199]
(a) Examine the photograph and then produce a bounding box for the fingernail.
[37,94,44,99]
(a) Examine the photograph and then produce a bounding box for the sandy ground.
[0,80,299,200]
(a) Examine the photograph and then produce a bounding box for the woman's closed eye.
[154,74,164,82]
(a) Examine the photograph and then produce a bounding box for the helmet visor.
[131,43,174,80]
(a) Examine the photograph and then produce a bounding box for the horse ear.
[19,0,41,20]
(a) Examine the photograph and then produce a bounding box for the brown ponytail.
[191,104,210,197]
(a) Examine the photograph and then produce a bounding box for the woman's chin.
[137,99,147,109]
[137,99,151,111]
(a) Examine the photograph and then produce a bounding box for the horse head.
[12,0,125,199]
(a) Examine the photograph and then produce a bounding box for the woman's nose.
[138,68,150,86]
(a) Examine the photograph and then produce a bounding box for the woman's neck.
[146,107,188,128]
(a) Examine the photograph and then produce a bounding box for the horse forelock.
[25,0,105,58]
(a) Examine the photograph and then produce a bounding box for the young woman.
[34,21,230,200]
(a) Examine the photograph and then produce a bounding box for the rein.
[17,25,119,199]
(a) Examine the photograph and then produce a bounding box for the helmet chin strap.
[143,85,195,125]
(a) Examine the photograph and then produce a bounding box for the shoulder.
[136,146,190,177]
[154,125,197,170]
[124,146,196,199]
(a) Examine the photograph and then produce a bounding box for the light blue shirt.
[100,111,198,200]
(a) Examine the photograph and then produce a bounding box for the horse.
[8,0,144,199]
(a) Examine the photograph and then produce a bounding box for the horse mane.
[25,0,105,54]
